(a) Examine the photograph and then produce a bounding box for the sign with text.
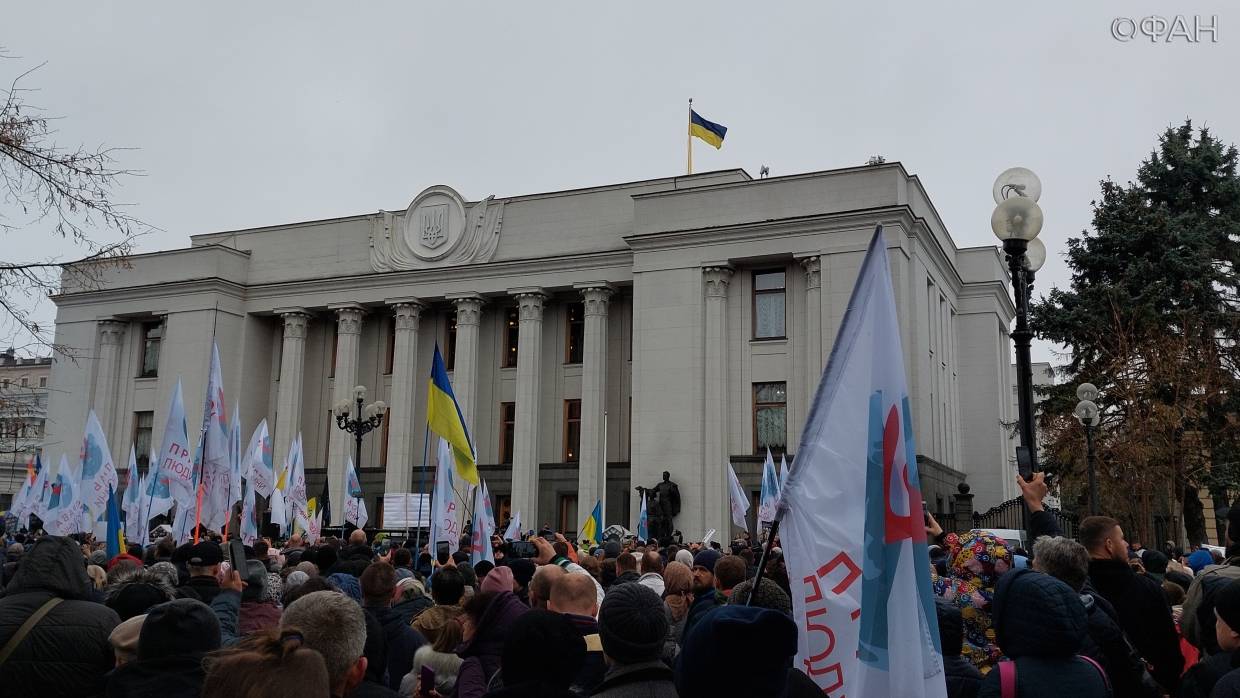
[382,493,432,528]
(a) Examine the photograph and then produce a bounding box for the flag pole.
[601,409,608,531]
[686,98,693,175]
[414,422,430,552]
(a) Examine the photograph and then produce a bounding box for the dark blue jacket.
[364,603,427,691]
[977,570,1110,698]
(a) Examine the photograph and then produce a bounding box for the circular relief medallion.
[403,186,468,261]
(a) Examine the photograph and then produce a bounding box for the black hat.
[241,559,268,603]
[138,598,221,659]
[1216,579,1240,632]
[187,541,222,566]
[108,582,175,621]
[501,610,586,688]
[598,582,669,664]
[676,605,797,698]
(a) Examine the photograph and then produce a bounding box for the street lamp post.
[333,385,385,533]
[991,167,1047,482]
[1074,383,1102,515]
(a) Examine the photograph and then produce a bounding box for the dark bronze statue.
[636,471,680,542]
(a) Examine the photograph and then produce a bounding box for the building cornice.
[51,277,248,307]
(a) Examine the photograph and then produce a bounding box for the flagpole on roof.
[686,97,693,175]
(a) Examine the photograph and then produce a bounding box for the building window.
[496,495,512,530]
[499,402,516,464]
[39,377,46,388]
[134,411,154,469]
[329,325,338,378]
[1,379,7,390]
[19,377,27,387]
[446,316,458,371]
[564,399,582,462]
[753,382,787,453]
[502,307,519,368]
[558,493,578,533]
[384,318,395,375]
[140,322,162,377]
[753,270,786,339]
[565,303,584,364]
[378,408,391,468]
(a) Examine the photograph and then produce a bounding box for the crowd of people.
[0,521,813,698]
[8,473,1240,697]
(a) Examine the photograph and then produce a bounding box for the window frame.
[384,317,396,376]
[752,381,788,455]
[446,315,458,371]
[565,302,585,364]
[751,269,788,340]
[502,306,520,368]
[139,321,163,378]
[564,399,582,462]
[499,402,516,464]
[133,411,155,469]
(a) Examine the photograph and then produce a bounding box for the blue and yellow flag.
[106,485,125,558]
[427,345,479,485]
[690,110,727,149]
[581,499,603,544]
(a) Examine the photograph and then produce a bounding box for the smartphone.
[509,541,539,559]
[228,539,246,577]
[418,665,436,697]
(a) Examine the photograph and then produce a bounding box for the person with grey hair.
[281,590,378,697]
[1032,536,1157,697]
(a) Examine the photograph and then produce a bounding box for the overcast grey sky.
[3,1,1237,366]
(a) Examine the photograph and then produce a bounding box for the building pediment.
[370,185,505,271]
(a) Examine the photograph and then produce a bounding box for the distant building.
[0,349,51,509]
[43,164,1019,535]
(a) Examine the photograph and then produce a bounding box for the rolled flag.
[156,379,195,506]
[780,227,944,696]
[779,454,789,492]
[469,482,495,566]
[429,437,459,547]
[727,462,749,531]
[200,343,231,531]
[637,492,649,541]
[503,511,522,541]
[245,419,275,497]
[122,446,144,542]
[239,474,258,545]
[30,458,51,524]
[344,455,363,498]
[759,448,780,526]
[81,409,119,524]
[227,404,242,510]
[105,485,125,558]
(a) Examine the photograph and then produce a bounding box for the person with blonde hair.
[202,628,331,698]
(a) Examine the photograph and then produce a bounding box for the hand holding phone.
[418,665,436,697]
[228,539,246,577]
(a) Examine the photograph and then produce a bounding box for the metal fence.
[971,497,1078,540]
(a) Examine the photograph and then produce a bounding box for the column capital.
[97,319,127,345]
[387,298,425,331]
[702,265,734,298]
[448,293,485,326]
[329,303,367,335]
[577,284,614,317]
[277,308,312,339]
[799,255,822,290]
[510,288,547,322]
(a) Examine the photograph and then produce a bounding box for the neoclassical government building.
[43,163,1019,538]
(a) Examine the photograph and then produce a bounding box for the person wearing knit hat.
[674,548,694,567]
[108,613,146,666]
[327,572,363,603]
[480,564,516,595]
[681,549,726,643]
[675,605,798,698]
[487,610,586,698]
[508,557,536,605]
[727,576,792,617]
[105,598,222,696]
[106,576,177,621]
[591,582,676,696]
[107,553,145,571]
[90,549,109,567]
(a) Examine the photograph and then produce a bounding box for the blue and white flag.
[343,457,367,528]
[637,492,649,541]
[46,455,84,536]
[227,404,242,511]
[240,473,258,545]
[244,419,275,498]
[430,437,460,547]
[726,462,749,531]
[503,510,522,541]
[759,448,780,526]
[200,344,231,531]
[81,410,118,523]
[122,446,144,542]
[780,227,944,697]
[470,481,495,566]
[157,380,195,506]
[779,454,789,493]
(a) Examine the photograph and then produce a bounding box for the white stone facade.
[43,164,1017,538]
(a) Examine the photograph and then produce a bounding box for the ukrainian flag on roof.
[427,344,479,485]
[690,110,727,149]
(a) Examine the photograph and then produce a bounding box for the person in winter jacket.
[1181,547,1240,655]
[400,603,464,697]
[482,610,585,698]
[612,553,641,588]
[681,549,724,642]
[1031,536,1158,697]
[238,559,282,636]
[933,530,1013,675]
[676,604,798,698]
[104,597,225,698]
[548,572,606,694]
[936,599,981,698]
[0,535,120,698]
[282,590,374,698]
[455,590,529,698]
[389,577,433,625]
[174,541,225,604]
[1198,579,1240,697]
[1081,515,1183,692]
[361,562,427,691]
[977,569,1110,698]
[593,582,676,698]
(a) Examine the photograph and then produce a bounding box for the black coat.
[944,655,982,698]
[175,575,223,605]
[1179,650,1233,698]
[1087,557,1183,691]
[1078,589,1158,698]
[364,603,427,691]
[977,570,1110,698]
[104,654,207,698]
[0,536,120,698]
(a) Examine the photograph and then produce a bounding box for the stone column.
[328,303,366,522]
[93,320,127,455]
[509,289,546,526]
[447,294,485,441]
[273,309,311,478]
[385,299,424,494]
[800,255,823,405]
[702,266,733,536]
[575,283,613,525]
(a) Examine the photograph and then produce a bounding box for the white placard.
[382,493,432,528]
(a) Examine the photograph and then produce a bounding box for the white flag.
[10,459,33,526]
[122,446,144,542]
[80,410,118,523]
[470,481,495,566]
[307,506,323,545]
[245,419,275,497]
[227,404,242,509]
[781,228,945,697]
[727,462,749,531]
[143,446,175,524]
[156,380,196,506]
[269,487,287,535]
[429,437,459,546]
[30,462,51,525]
[779,454,790,496]
[345,496,368,530]
[504,511,522,541]
[288,434,308,522]
[240,474,258,545]
[200,344,231,531]
[46,455,84,536]
[759,448,780,526]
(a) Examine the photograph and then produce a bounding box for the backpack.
[998,656,1110,698]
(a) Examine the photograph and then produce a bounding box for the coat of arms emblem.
[420,205,448,249]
